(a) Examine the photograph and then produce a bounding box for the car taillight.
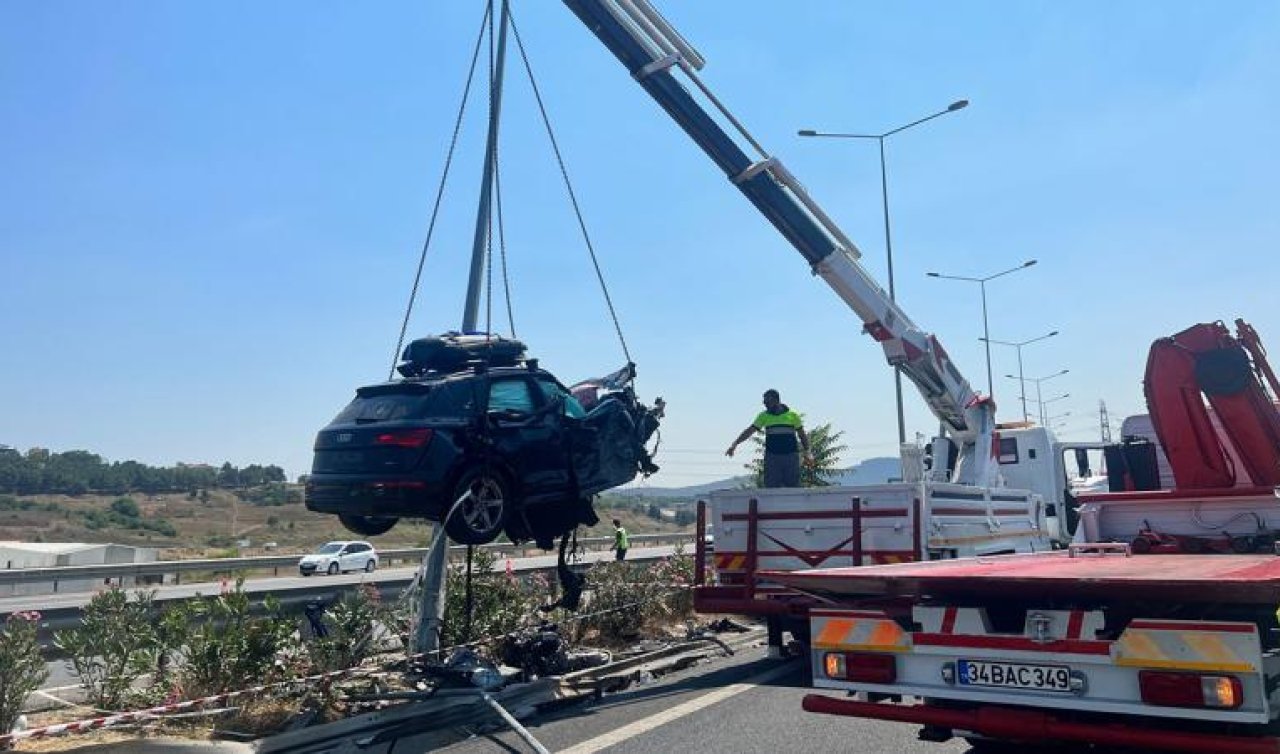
[374,428,434,448]
[1139,671,1243,709]
[823,652,896,684]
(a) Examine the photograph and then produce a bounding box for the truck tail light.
[375,429,434,448]
[823,652,896,684]
[1139,671,1242,709]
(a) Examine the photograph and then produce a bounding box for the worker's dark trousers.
[763,451,800,487]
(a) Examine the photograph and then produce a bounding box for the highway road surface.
[440,648,977,754]
[0,545,678,615]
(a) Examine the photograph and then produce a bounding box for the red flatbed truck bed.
[764,549,1280,604]
[766,546,1280,754]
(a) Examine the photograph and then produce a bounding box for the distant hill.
[617,456,903,499]
[821,457,903,486]
[0,491,689,558]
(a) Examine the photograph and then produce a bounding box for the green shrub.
[176,579,294,697]
[440,549,540,647]
[110,497,140,518]
[55,588,158,710]
[306,584,387,673]
[574,547,695,644]
[0,612,48,738]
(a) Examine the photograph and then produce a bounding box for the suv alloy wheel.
[444,467,510,545]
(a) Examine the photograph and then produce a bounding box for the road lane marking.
[557,661,797,754]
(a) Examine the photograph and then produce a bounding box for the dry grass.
[11,696,306,750]
[0,492,689,555]
[15,729,149,751]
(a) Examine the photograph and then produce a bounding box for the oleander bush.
[0,611,47,742]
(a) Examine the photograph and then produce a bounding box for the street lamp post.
[928,261,1040,401]
[1036,393,1071,424]
[799,98,968,445]
[977,330,1059,419]
[1006,369,1070,425]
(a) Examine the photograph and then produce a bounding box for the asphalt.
[435,647,973,754]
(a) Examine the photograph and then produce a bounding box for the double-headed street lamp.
[928,260,1040,402]
[1036,392,1071,426]
[1006,369,1070,425]
[799,98,969,445]
[980,329,1058,422]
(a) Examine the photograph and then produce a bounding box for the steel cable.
[507,5,633,367]
[388,2,492,380]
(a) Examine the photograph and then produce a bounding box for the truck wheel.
[1231,536,1255,554]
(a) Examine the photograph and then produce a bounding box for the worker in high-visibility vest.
[612,519,630,561]
[725,388,809,487]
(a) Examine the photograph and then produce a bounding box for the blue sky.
[2,1,1278,487]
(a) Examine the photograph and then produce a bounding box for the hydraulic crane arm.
[561,0,998,485]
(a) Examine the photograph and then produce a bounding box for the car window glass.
[421,381,478,418]
[317,543,342,554]
[331,382,478,424]
[537,379,586,419]
[489,379,535,413]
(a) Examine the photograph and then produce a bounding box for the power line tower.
[1099,400,1113,443]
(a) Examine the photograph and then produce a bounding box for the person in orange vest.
[725,388,809,487]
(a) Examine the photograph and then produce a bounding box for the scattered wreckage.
[248,619,757,754]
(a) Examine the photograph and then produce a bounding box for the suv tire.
[339,514,399,537]
[445,467,511,545]
[327,562,339,576]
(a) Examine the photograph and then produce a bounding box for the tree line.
[0,446,287,496]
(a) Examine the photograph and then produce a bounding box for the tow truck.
[559,3,1280,750]
[560,0,1102,658]
[778,320,1280,753]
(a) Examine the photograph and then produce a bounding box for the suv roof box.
[398,333,527,377]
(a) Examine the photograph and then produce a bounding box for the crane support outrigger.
[561,0,999,489]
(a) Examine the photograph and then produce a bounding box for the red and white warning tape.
[5,568,692,745]
[1,666,357,745]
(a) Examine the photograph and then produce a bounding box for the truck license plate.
[957,660,1071,692]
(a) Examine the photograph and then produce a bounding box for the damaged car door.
[484,374,572,502]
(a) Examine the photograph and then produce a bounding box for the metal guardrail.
[15,545,684,652]
[0,533,694,591]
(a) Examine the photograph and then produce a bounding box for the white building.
[0,542,159,597]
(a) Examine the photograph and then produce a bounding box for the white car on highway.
[298,541,377,576]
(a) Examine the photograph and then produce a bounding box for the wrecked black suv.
[305,334,662,546]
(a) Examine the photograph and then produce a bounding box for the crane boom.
[561,0,998,486]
